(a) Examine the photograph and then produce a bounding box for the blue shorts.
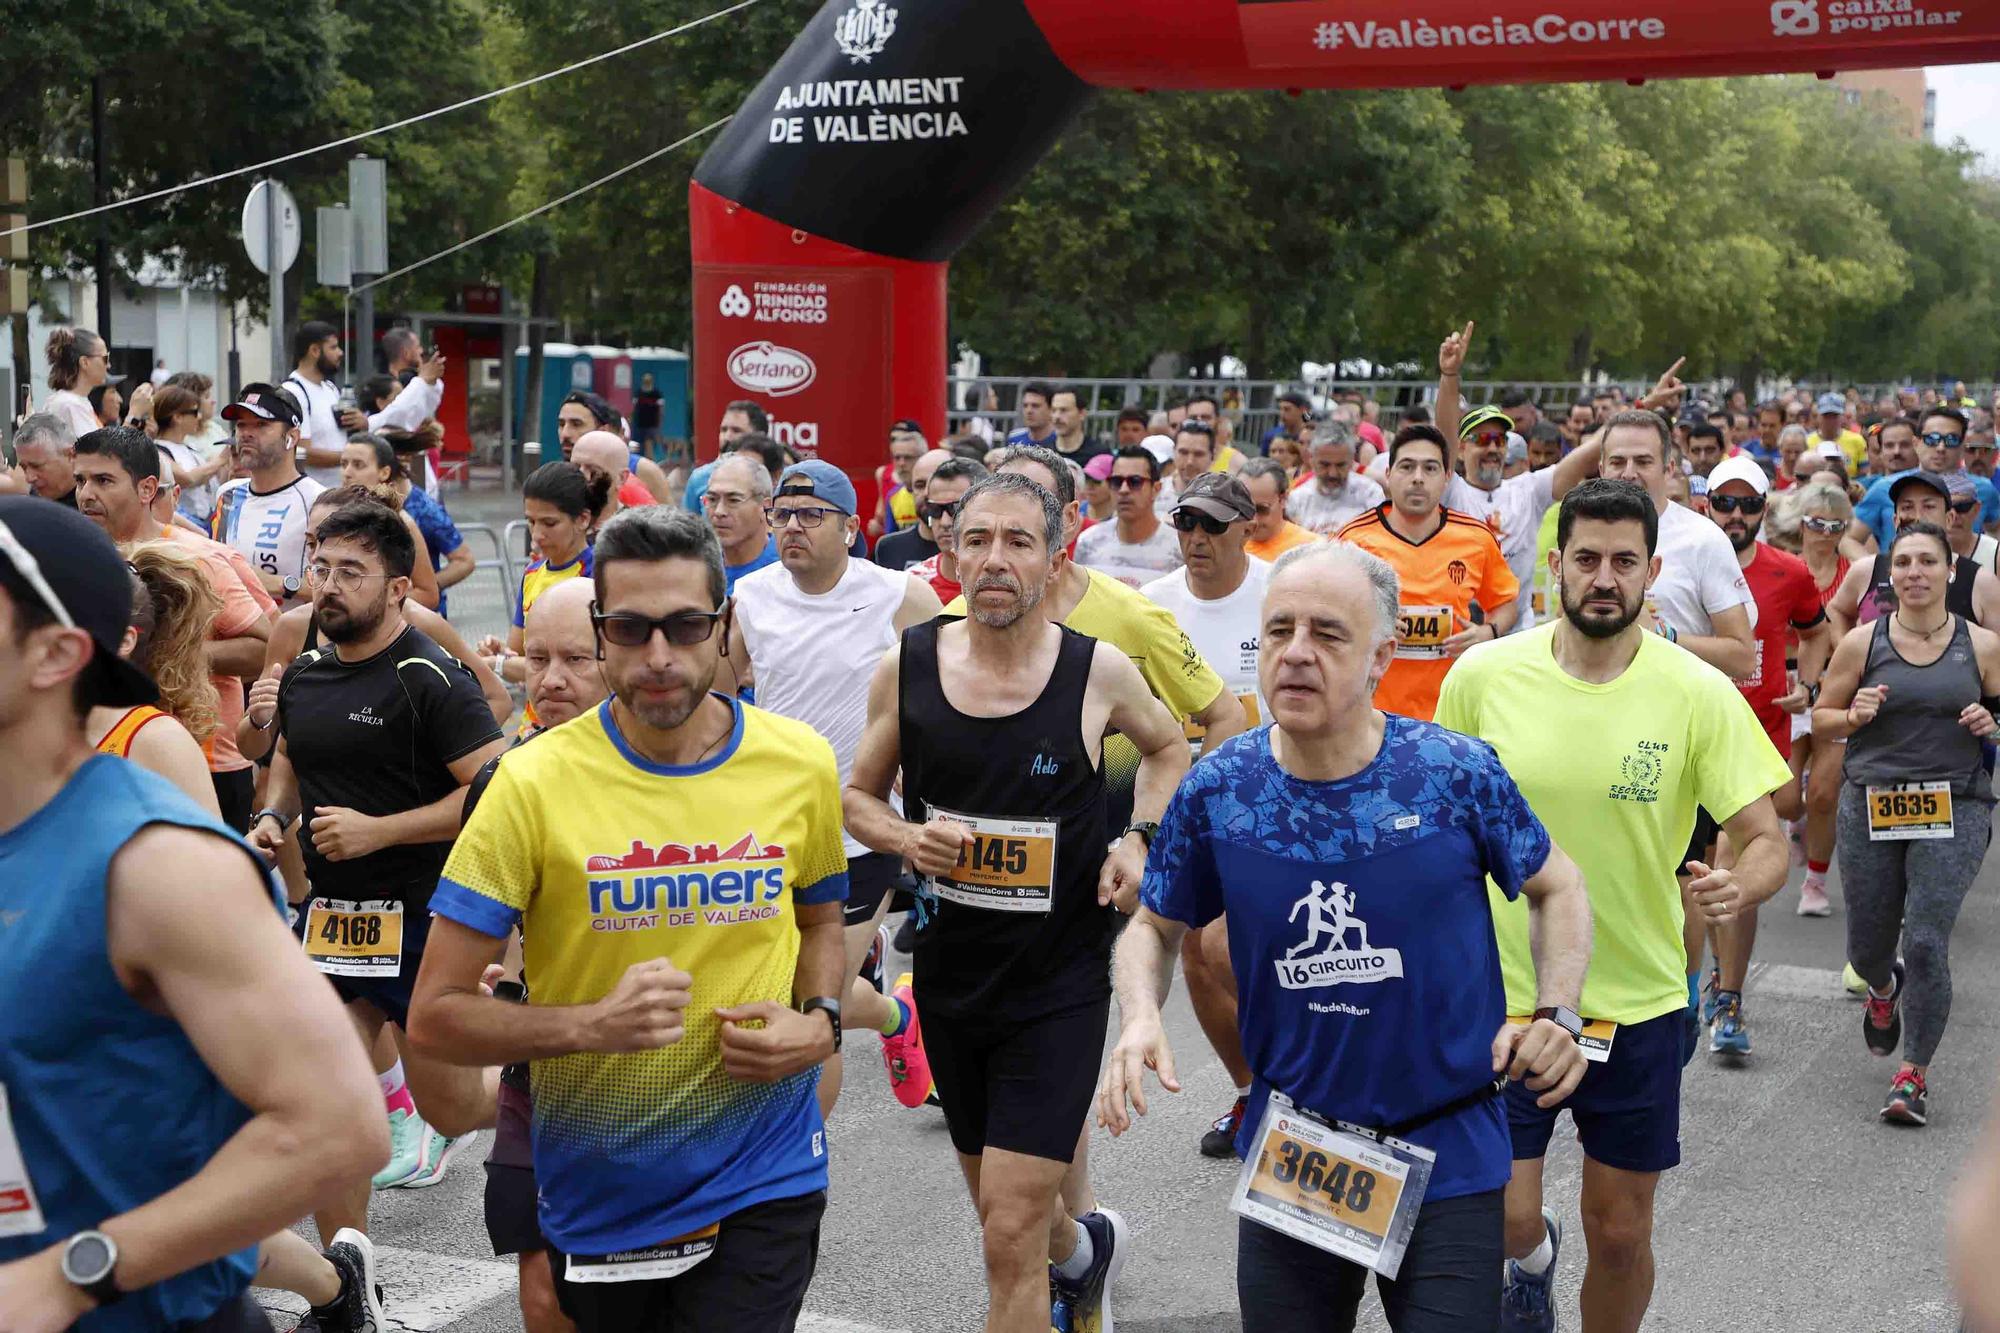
[292,893,432,1028]
[1506,1010,1682,1174]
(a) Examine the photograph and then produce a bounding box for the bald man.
[571,429,653,514]
[522,578,606,729]
[874,447,954,570]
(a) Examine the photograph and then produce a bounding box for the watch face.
[65,1234,114,1283]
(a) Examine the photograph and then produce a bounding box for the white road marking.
[256,1244,515,1331]
[1747,962,1852,1002]
[797,1317,914,1333]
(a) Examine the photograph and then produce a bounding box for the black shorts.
[292,893,431,1028]
[844,852,906,928]
[484,1079,545,1256]
[553,1191,826,1333]
[925,997,1109,1162]
[1506,1010,1683,1174]
[1236,1189,1502,1333]
[1678,806,1719,877]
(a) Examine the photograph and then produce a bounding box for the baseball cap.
[1459,405,1514,438]
[1815,392,1846,416]
[1889,470,1951,505]
[221,382,302,429]
[888,419,924,436]
[0,495,157,707]
[775,459,858,515]
[1707,454,1769,497]
[1814,441,1847,461]
[1139,433,1175,465]
[1170,472,1254,524]
[1083,454,1116,482]
[1944,471,1979,502]
[1676,401,1710,428]
[1504,435,1528,467]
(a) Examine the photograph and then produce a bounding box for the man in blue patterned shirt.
[1098,540,1595,1333]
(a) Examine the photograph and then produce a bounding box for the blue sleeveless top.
[0,755,282,1330]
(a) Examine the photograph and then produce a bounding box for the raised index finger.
[1659,355,1687,382]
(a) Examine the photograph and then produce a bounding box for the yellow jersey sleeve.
[434,752,543,938]
[1688,668,1793,827]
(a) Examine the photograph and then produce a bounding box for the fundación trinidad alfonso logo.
[726,341,817,398]
[718,284,752,317]
[834,0,898,63]
[1274,880,1404,990]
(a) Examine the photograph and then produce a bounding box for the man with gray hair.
[845,470,1189,1333]
[704,451,778,591]
[1286,420,1382,535]
[11,411,79,506]
[1102,537,1593,1332]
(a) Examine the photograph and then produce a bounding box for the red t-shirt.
[1740,543,1826,752]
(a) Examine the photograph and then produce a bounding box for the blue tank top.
[0,755,281,1330]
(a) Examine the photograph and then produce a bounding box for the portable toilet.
[627,347,691,445]
[513,343,594,448]
[581,345,634,420]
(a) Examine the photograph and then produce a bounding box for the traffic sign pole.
[267,180,282,382]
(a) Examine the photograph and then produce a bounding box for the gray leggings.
[1837,783,1992,1066]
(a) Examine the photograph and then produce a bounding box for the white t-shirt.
[1445,470,1558,630]
[157,437,222,524]
[210,474,327,586]
[284,372,345,489]
[1074,519,1184,589]
[1287,473,1384,535]
[733,558,910,858]
[41,388,98,443]
[1141,559,1271,728]
[1649,498,1752,638]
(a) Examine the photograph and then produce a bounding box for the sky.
[1929,64,2000,171]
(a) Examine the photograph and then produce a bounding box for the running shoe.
[293,1228,384,1333]
[1050,1208,1128,1333]
[1863,961,1906,1057]
[1797,880,1833,917]
[1882,1067,1929,1125]
[1709,994,1751,1059]
[397,1125,476,1189]
[1198,1095,1248,1159]
[893,912,918,954]
[370,1105,426,1189]
[1500,1207,1560,1333]
[880,972,934,1109]
[1843,963,1868,998]
[1700,966,1724,1025]
[862,921,890,995]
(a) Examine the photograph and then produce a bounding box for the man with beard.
[415,507,848,1333]
[1436,479,1789,1333]
[557,390,673,504]
[285,321,350,486]
[211,383,326,604]
[251,501,507,1305]
[844,472,1188,1333]
[1336,425,1518,722]
[1695,457,1833,1061]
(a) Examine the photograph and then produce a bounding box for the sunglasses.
[592,608,725,648]
[765,506,843,529]
[1950,498,1981,514]
[1469,429,1508,448]
[1922,432,1965,448]
[1801,515,1847,535]
[1170,510,1234,535]
[1708,494,1766,515]
[0,519,77,629]
[1108,475,1153,490]
[917,499,960,523]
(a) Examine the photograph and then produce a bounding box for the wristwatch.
[800,996,842,1053]
[1534,1006,1586,1040]
[1122,821,1161,850]
[282,573,302,597]
[252,807,291,833]
[62,1230,122,1308]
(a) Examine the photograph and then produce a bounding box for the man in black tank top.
[845,473,1190,1333]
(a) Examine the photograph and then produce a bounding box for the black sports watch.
[800,996,842,1053]
[1534,1006,1585,1040]
[1122,821,1161,850]
[62,1230,122,1307]
[282,573,303,597]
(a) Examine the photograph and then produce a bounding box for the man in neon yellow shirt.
[1435,478,1789,1333]
[1806,392,1867,475]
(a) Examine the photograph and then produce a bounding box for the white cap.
[1707,454,1769,497]
[1140,432,1175,465]
[1814,441,1846,461]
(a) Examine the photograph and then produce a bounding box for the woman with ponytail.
[43,326,114,440]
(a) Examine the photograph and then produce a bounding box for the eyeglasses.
[1108,475,1153,491]
[764,505,843,530]
[702,490,757,509]
[1801,515,1847,535]
[1707,495,1766,516]
[1922,432,1965,448]
[0,519,77,629]
[1170,510,1234,535]
[306,563,391,592]
[917,499,960,523]
[1950,498,1981,514]
[592,608,724,648]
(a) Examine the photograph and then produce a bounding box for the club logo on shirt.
[348,706,384,727]
[1610,740,1668,803]
[585,834,788,930]
[1274,880,1404,990]
[1447,559,1469,586]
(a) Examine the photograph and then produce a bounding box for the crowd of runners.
[5,315,2000,1333]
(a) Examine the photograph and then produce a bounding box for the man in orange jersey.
[1335,423,1517,720]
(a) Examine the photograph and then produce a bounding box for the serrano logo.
[718,284,752,317]
[1274,880,1403,990]
[1771,0,1820,33]
[833,0,897,63]
[727,341,817,398]
[585,834,789,929]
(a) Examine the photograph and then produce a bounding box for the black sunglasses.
[1950,498,1981,514]
[1708,494,1766,515]
[1108,475,1153,490]
[1922,432,1965,448]
[917,499,960,523]
[591,608,725,648]
[1170,510,1234,535]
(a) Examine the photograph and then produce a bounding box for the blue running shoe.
[1050,1208,1128,1333]
[1699,967,1724,1025]
[1709,994,1751,1059]
[1500,1208,1560,1333]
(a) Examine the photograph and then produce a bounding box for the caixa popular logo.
[726,341,817,398]
[1771,0,1820,34]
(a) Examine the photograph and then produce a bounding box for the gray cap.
[1170,472,1254,523]
[1888,470,1951,505]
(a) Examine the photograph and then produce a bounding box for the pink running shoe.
[880,972,934,1109]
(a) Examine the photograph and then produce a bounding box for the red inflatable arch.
[690,0,2000,479]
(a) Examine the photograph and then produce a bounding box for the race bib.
[1394,605,1454,660]
[303,898,406,977]
[0,1085,47,1239]
[1866,782,1953,841]
[565,1224,719,1283]
[926,807,1058,913]
[1507,1014,1617,1064]
[1231,1091,1432,1279]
